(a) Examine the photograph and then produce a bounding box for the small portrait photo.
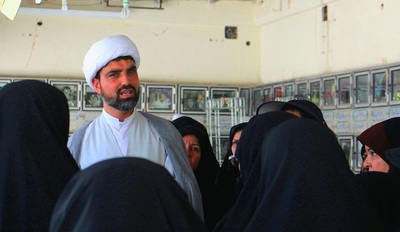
[180,87,208,114]
[50,81,80,110]
[211,88,238,113]
[86,92,103,108]
[83,83,103,111]
[146,85,175,113]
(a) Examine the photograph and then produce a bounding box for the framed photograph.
[338,136,352,167]
[210,87,238,113]
[295,81,308,100]
[239,87,250,116]
[49,80,81,110]
[179,86,208,114]
[135,84,145,111]
[0,79,11,92]
[322,76,336,109]
[146,84,176,113]
[82,83,103,111]
[389,66,400,105]
[337,74,352,109]
[354,71,370,107]
[309,79,321,107]
[252,88,263,115]
[273,84,283,101]
[371,68,388,107]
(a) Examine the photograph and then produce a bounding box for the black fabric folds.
[355,172,400,232]
[246,118,382,231]
[0,80,79,231]
[214,111,297,232]
[50,157,206,232]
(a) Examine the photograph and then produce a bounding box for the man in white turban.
[68,35,203,219]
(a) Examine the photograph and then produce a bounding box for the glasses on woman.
[228,154,240,167]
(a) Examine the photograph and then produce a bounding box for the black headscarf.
[246,118,382,231]
[0,80,79,231]
[172,116,222,231]
[50,157,206,232]
[386,147,400,177]
[256,99,326,124]
[214,122,247,215]
[213,111,297,232]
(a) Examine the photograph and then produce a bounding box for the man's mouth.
[118,87,136,98]
[120,89,133,96]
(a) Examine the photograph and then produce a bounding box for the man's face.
[93,59,140,111]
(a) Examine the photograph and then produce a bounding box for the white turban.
[82,35,140,89]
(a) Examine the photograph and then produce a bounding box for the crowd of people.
[1,34,400,231]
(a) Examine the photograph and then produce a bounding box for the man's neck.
[103,104,134,122]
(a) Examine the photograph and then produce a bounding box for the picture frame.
[82,83,103,111]
[239,87,251,116]
[337,74,352,109]
[210,87,238,114]
[49,80,81,110]
[295,81,308,100]
[309,79,322,107]
[179,86,208,114]
[371,68,388,107]
[146,84,176,113]
[135,84,145,111]
[0,79,11,92]
[322,76,336,109]
[354,71,370,108]
[390,66,400,105]
[252,88,263,115]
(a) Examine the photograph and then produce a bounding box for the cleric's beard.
[101,85,139,111]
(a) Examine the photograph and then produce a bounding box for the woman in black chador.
[0,80,79,231]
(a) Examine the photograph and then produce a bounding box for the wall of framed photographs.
[3,62,400,169]
[252,62,400,173]
[0,79,252,144]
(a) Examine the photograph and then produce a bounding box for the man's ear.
[92,78,102,94]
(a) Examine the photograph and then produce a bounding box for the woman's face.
[183,134,201,170]
[361,145,390,173]
[231,130,243,155]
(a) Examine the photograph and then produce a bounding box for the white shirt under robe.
[79,110,174,175]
